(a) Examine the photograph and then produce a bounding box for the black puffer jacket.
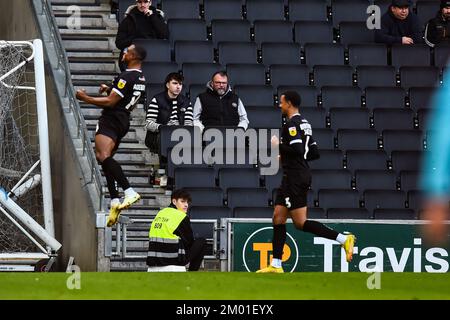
[375,7,423,44]
[115,5,169,50]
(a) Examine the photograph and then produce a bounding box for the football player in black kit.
[257,91,356,273]
[76,44,146,227]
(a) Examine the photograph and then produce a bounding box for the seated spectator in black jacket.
[425,0,450,47]
[193,71,249,132]
[115,0,169,71]
[144,73,193,178]
[375,0,423,45]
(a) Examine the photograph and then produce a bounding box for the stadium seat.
[233,85,275,107]
[204,0,243,23]
[245,0,286,23]
[311,169,353,199]
[146,83,166,104]
[299,108,327,128]
[189,84,206,105]
[373,0,391,15]
[309,150,344,170]
[373,209,417,220]
[356,66,396,89]
[168,19,207,45]
[185,187,224,207]
[132,39,171,62]
[391,44,431,70]
[391,150,422,172]
[308,208,327,219]
[373,109,415,131]
[304,43,345,67]
[365,87,406,110]
[355,170,397,194]
[174,40,214,64]
[416,0,440,26]
[289,0,328,22]
[233,207,274,218]
[174,167,216,189]
[219,167,261,191]
[226,63,267,85]
[400,170,420,192]
[417,108,430,130]
[254,21,294,45]
[313,128,336,150]
[227,188,269,209]
[277,85,318,107]
[246,106,282,129]
[261,42,302,66]
[142,62,179,85]
[181,63,223,87]
[159,125,200,158]
[339,22,376,45]
[313,65,354,87]
[408,190,425,216]
[399,66,440,88]
[318,189,360,210]
[346,150,389,173]
[329,108,370,130]
[294,21,333,46]
[270,64,310,88]
[434,44,450,68]
[363,190,407,214]
[347,44,388,67]
[337,129,379,151]
[218,42,258,65]
[166,147,207,179]
[161,0,200,19]
[409,86,435,111]
[264,168,283,195]
[211,20,251,45]
[331,0,370,27]
[327,208,372,219]
[189,206,232,219]
[321,86,362,111]
[382,130,423,153]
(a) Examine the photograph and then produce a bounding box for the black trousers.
[188,238,207,271]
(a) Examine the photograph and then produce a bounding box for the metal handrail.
[35,0,105,211]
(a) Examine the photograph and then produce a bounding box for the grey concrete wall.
[0,0,99,271]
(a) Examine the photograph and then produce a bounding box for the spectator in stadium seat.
[144,72,193,185]
[256,91,356,274]
[115,0,169,71]
[147,189,206,272]
[424,0,450,47]
[375,0,423,45]
[76,44,146,227]
[193,71,249,132]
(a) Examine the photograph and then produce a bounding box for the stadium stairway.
[50,0,171,271]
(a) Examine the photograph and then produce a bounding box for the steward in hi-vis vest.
[147,189,206,271]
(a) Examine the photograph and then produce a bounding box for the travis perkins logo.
[242,227,299,272]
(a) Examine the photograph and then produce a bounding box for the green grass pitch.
[1,272,450,300]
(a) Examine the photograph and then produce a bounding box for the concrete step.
[51,0,98,4]
[63,38,111,51]
[59,28,117,36]
[55,15,104,28]
[52,4,112,14]
[66,51,118,59]
[70,61,116,72]
[72,73,115,82]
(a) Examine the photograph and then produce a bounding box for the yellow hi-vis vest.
[147,207,187,266]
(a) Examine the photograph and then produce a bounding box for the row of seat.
[182,186,424,215]
[189,205,419,220]
[137,40,450,69]
[119,0,442,27]
[174,167,424,192]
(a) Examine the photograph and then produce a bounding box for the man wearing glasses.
[115,0,169,71]
[193,71,249,132]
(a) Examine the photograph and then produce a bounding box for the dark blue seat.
[245,0,286,23]
[261,42,302,66]
[327,208,372,219]
[309,150,344,170]
[185,187,224,207]
[313,65,354,87]
[226,63,267,85]
[340,22,376,45]
[174,40,214,64]
[227,188,269,209]
[190,206,232,219]
[365,87,406,110]
[321,86,362,111]
[382,130,423,153]
[254,21,294,45]
[218,42,258,65]
[294,21,333,46]
[182,63,223,87]
[373,209,417,220]
[329,108,370,130]
[300,108,327,128]
[373,109,415,131]
[174,167,216,189]
[204,0,243,23]
[219,167,261,192]
[142,63,179,84]
[346,150,389,173]
[304,43,345,67]
[289,0,328,22]
[161,0,200,19]
[400,170,420,192]
[364,190,407,214]
[270,64,310,88]
[233,207,274,218]
[311,169,353,199]
[168,19,207,45]
[347,44,388,67]
[409,86,435,111]
[318,189,360,210]
[277,85,317,107]
[337,129,379,151]
[313,128,336,150]
[212,20,251,45]
[391,44,431,70]
[233,85,275,107]
[331,0,371,27]
[246,106,282,129]
[355,170,397,194]
[391,150,422,172]
[356,66,396,88]
[400,66,440,88]
[132,39,171,62]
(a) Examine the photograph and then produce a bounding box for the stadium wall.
[0,0,99,271]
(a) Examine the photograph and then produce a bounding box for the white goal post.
[0,39,61,269]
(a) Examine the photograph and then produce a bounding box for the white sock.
[124,187,136,197]
[336,233,347,245]
[271,258,282,268]
[111,198,120,206]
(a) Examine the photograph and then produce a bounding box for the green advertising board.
[232,222,450,272]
